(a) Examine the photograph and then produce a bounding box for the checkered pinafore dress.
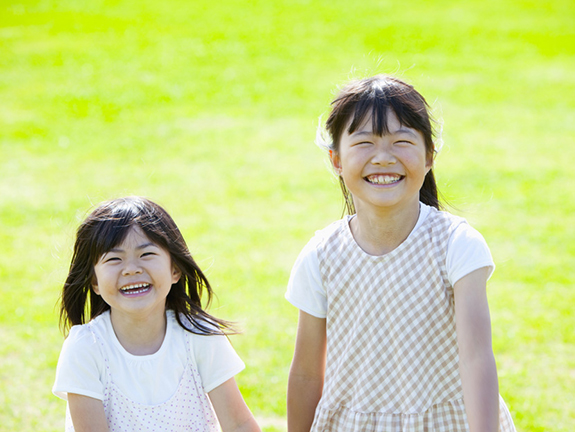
[311,208,516,431]
[64,322,220,432]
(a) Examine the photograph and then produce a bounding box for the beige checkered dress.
[310,208,516,431]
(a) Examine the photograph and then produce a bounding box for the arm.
[287,310,327,432]
[454,267,499,432]
[208,377,261,432]
[67,393,110,432]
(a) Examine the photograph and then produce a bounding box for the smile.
[365,174,403,185]
[120,283,151,295]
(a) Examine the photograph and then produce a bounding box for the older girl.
[286,75,516,432]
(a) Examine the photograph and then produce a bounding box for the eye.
[352,140,373,147]
[395,140,414,146]
[141,252,157,257]
[103,256,121,263]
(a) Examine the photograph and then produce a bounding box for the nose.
[371,143,396,165]
[122,259,143,276]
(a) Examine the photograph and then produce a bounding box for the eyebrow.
[107,242,158,253]
[350,128,419,138]
[349,130,373,137]
[394,128,419,138]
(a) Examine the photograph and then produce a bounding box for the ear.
[330,150,342,175]
[91,276,101,296]
[171,265,182,284]
[425,152,434,174]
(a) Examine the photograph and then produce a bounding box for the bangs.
[345,87,432,139]
[84,198,173,264]
[89,213,136,263]
[327,75,434,151]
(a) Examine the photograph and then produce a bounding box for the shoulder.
[288,219,347,280]
[422,204,467,233]
[187,330,238,357]
[60,312,116,366]
[314,217,350,249]
[418,204,478,248]
[315,217,349,238]
[428,206,490,253]
[170,310,226,338]
[440,214,494,285]
[284,220,345,319]
[418,205,494,285]
[169,311,245,394]
[448,219,490,250]
[64,321,101,354]
[295,217,350,264]
[53,319,107,401]
[169,311,235,355]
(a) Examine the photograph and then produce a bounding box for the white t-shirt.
[53,310,244,405]
[286,203,495,318]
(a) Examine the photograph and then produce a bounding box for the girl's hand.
[454,267,500,432]
[287,310,327,432]
[208,377,261,432]
[67,393,110,432]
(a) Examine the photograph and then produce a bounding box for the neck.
[350,200,421,256]
[110,308,168,356]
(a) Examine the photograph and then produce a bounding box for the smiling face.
[92,226,181,321]
[331,109,432,215]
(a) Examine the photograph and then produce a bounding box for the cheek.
[405,148,429,170]
[339,150,363,170]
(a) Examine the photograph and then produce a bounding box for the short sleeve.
[285,235,327,318]
[191,333,245,393]
[446,222,495,286]
[52,325,105,401]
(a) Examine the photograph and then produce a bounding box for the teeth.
[367,175,401,185]
[120,283,150,292]
[122,288,149,294]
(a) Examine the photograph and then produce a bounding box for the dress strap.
[183,323,194,363]
[86,320,113,386]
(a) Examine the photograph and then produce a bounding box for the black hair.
[59,196,234,335]
[324,75,440,214]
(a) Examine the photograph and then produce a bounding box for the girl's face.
[331,110,432,215]
[92,226,181,321]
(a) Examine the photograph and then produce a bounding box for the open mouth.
[120,283,151,295]
[365,174,403,185]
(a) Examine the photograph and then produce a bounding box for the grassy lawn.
[1,0,574,430]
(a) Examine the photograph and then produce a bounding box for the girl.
[286,75,516,432]
[53,196,260,432]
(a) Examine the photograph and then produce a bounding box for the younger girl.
[53,196,260,432]
[286,75,516,432]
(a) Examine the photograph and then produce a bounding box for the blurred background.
[1,0,574,430]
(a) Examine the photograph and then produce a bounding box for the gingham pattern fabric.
[311,207,516,431]
[64,323,219,432]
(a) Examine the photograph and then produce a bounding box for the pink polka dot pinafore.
[65,323,219,432]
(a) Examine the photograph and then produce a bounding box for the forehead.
[114,226,153,247]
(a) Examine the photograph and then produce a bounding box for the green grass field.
[1,0,574,430]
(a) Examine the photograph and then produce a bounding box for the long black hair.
[324,75,441,215]
[59,196,234,335]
